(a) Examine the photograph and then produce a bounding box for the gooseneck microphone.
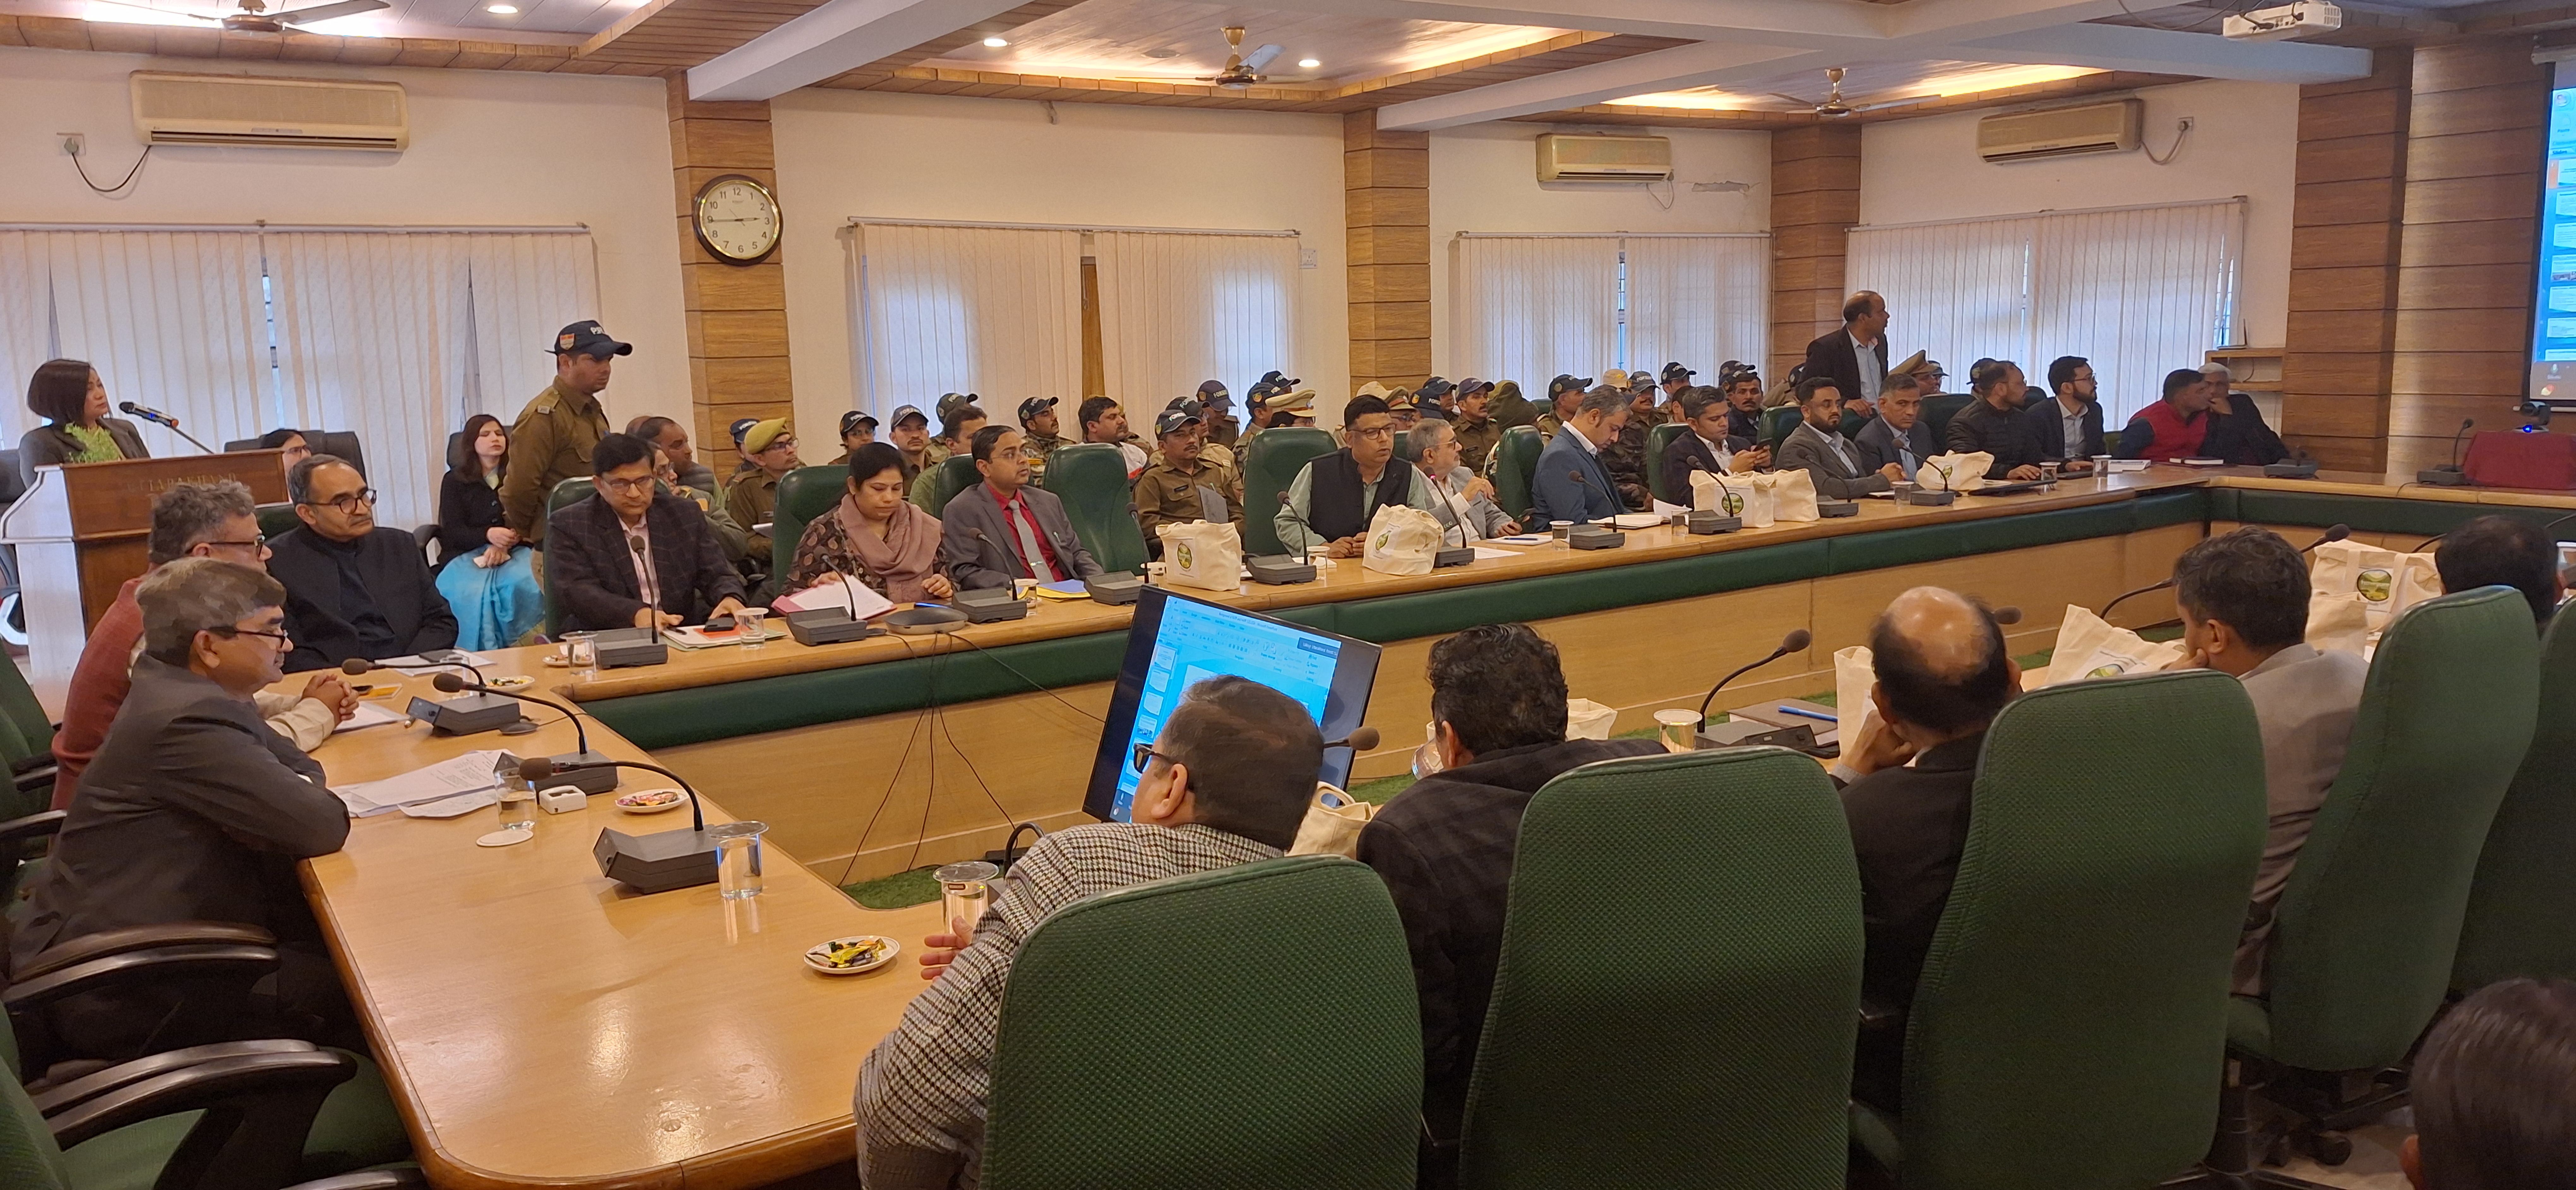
[1323,726,1381,753]
[435,672,618,792]
[2450,418,2476,470]
[1696,629,1814,725]
[522,755,723,894]
[119,401,218,454]
[356,657,521,735]
[2419,419,2477,485]
[520,755,703,833]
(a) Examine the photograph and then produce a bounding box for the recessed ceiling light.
[485,3,516,11]
[1297,57,1320,69]
[982,35,1008,47]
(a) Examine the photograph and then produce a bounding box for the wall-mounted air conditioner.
[1537,133,1673,182]
[1977,98,2142,163]
[130,71,409,151]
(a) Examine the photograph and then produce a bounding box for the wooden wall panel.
[1771,123,1862,385]
[2389,41,2544,477]
[2281,47,2410,469]
[668,78,793,457]
[1346,111,1431,394]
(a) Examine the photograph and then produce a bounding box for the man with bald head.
[1834,586,2020,1111]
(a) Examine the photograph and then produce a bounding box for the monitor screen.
[2532,63,2576,406]
[1084,586,1382,823]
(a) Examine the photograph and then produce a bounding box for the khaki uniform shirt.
[726,469,783,558]
[1534,411,1564,442]
[1452,416,1500,474]
[499,380,610,544]
[1132,458,1243,539]
[1023,432,1067,478]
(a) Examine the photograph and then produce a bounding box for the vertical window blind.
[0,225,598,528]
[1450,233,1769,388]
[1846,198,2245,425]
[1093,230,1299,408]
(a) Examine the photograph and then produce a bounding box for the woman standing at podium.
[18,359,148,488]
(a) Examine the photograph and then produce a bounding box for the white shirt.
[1697,432,1735,473]
[619,515,660,609]
[1850,332,1883,405]
[2056,395,2088,460]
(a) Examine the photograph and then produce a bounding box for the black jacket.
[2024,395,2106,462]
[1802,328,1886,408]
[435,470,506,564]
[268,525,458,672]
[2204,394,2289,466]
[547,492,747,632]
[1945,399,2049,479]
[17,418,151,488]
[1357,737,1664,1151]
[1839,732,1983,1111]
[1658,430,1756,505]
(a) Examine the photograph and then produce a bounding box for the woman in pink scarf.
[786,442,954,602]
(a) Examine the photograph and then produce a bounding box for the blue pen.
[1776,705,1836,724]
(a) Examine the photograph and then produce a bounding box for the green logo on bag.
[1374,531,1391,551]
[1722,492,1744,516]
[2089,664,2125,679]
[1175,542,1193,570]
[2357,568,2393,602]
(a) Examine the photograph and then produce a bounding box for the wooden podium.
[1,452,288,702]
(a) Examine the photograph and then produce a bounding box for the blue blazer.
[1531,430,1623,525]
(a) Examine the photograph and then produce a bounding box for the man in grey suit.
[13,558,353,1058]
[1777,377,1906,499]
[2165,528,2367,996]
[941,425,1104,590]
[1853,373,1938,479]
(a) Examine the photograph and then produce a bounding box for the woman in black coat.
[432,413,540,648]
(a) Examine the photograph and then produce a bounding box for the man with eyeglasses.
[267,454,458,673]
[1275,393,1438,559]
[550,433,748,633]
[14,558,356,1058]
[941,425,1104,591]
[51,480,357,809]
[726,417,804,561]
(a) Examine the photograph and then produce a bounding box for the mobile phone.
[704,616,737,632]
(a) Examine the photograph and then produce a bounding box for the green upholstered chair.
[1853,669,2267,1190]
[980,856,1419,1190]
[0,655,53,763]
[1457,748,1862,1190]
[2219,587,2540,1176]
[1839,408,1870,441]
[537,477,595,636]
[1488,427,1543,525]
[1239,428,1339,557]
[1920,394,1975,445]
[1644,422,1690,506]
[766,464,851,586]
[1041,443,1148,575]
[2454,606,2576,987]
[1391,429,1409,464]
[1759,406,1801,454]
[256,503,301,544]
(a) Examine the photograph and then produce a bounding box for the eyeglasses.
[759,437,798,453]
[1130,742,1175,773]
[598,474,657,495]
[1351,425,1395,441]
[208,625,291,649]
[199,535,267,552]
[303,488,375,512]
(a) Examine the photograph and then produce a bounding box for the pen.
[1776,705,1836,724]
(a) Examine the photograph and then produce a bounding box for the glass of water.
[497,783,536,832]
[736,607,768,650]
[936,860,1001,941]
[709,821,767,899]
[561,631,598,678]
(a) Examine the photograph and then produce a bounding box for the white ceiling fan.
[1116,25,1320,88]
[1768,68,1920,117]
[90,0,390,33]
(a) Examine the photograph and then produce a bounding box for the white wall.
[1858,78,2299,352]
[770,90,1350,433]
[0,46,691,434]
[1427,122,1773,376]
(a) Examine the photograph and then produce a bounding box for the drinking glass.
[496,784,535,832]
[709,821,768,899]
[561,631,598,678]
[2040,461,2060,488]
[736,607,768,650]
[1306,545,1333,583]
[1410,720,1446,779]
[937,860,1001,941]
[1655,708,1702,754]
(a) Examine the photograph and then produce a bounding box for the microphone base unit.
[1567,526,1625,550]
[955,587,1032,622]
[1684,511,1741,535]
[545,751,623,795]
[888,605,972,634]
[1433,546,1476,568]
[1246,555,1316,584]
[1084,573,1144,605]
[2265,460,2320,479]
[592,627,667,668]
[2415,465,2473,487]
[592,826,719,894]
[1817,500,1861,518]
[405,692,524,736]
[783,607,883,646]
[1903,490,1956,507]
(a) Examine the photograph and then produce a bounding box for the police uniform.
[1023,432,1067,472]
[1600,415,1654,512]
[1534,411,1563,442]
[500,322,625,545]
[1133,457,1243,538]
[1452,415,1501,475]
[726,468,781,558]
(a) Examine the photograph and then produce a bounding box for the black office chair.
[0,449,23,646]
[224,431,366,480]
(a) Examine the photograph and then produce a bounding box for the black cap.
[1548,374,1592,397]
[729,417,758,444]
[936,392,976,419]
[1661,361,1693,383]
[840,410,878,437]
[1259,370,1301,389]
[1154,407,1202,437]
[1417,376,1456,400]
[1018,396,1058,422]
[1196,379,1230,404]
[890,404,928,428]
[1457,377,1492,397]
[549,321,632,358]
[1167,397,1206,419]
[1627,371,1656,392]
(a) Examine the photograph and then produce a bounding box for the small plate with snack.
[613,788,690,815]
[805,935,899,976]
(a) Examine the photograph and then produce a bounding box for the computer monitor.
[1084,586,1382,823]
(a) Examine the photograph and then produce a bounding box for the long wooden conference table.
[296,463,2576,1189]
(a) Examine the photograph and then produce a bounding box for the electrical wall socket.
[59,133,84,157]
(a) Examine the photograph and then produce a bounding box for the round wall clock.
[692,174,781,266]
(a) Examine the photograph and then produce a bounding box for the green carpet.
[845,866,941,909]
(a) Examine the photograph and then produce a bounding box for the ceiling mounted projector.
[2223,1,2342,40]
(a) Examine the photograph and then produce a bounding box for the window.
[852,223,1085,414]
[1449,233,1769,387]
[1846,198,2245,424]
[1094,230,1299,407]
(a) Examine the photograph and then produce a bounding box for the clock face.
[695,176,780,265]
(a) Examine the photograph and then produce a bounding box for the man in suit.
[2199,364,2291,466]
[2030,355,2107,467]
[1943,361,2050,482]
[1530,385,1628,525]
[943,425,1105,588]
[549,433,749,632]
[1854,373,1938,479]
[1834,586,2020,1111]
[2162,528,2366,995]
[1276,394,1438,557]
[1659,387,1766,505]
[1779,378,1905,499]
[14,558,354,1058]
[1803,290,1890,415]
[268,455,457,672]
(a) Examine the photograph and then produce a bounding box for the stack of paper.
[771,575,894,619]
[329,700,407,735]
[334,750,511,818]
